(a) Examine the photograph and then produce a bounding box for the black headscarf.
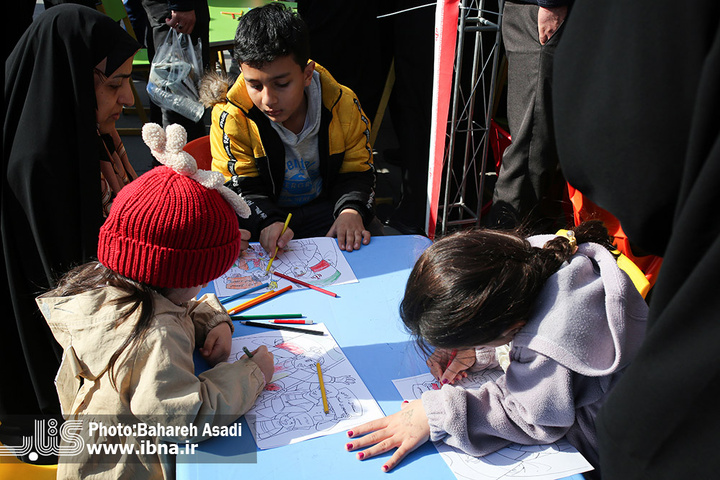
[553,2,720,478]
[1,4,140,436]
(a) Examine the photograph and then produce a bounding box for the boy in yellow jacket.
[204,4,378,254]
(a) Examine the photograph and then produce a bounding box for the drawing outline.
[214,238,357,298]
[231,325,384,449]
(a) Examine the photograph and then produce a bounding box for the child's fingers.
[278,227,294,249]
[346,431,388,454]
[440,369,459,385]
[344,230,362,252]
[351,434,396,459]
[426,356,445,380]
[346,417,391,440]
[362,230,371,245]
[336,230,348,251]
[251,345,268,356]
[382,443,417,472]
[203,334,218,354]
[442,354,475,384]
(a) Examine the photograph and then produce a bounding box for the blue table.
[176,235,586,480]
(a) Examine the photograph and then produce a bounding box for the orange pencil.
[227,285,292,315]
[273,271,338,298]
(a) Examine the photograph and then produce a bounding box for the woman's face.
[94,56,135,134]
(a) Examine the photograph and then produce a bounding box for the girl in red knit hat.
[35,124,274,479]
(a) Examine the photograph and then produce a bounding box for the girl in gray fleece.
[346,221,647,475]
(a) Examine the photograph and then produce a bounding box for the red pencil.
[446,349,458,369]
[273,271,338,298]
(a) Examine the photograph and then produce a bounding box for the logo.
[0,418,84,462]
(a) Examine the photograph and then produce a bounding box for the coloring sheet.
[393,372,594,480]
[213,237,357,298]
[231,324,384,449]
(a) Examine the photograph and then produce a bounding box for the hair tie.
[562,229,578,252]
[141,123,250,218]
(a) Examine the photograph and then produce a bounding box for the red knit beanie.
[98,165,241,289]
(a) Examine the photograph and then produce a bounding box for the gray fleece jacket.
[421,235,648,469]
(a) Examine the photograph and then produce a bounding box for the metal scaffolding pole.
[438,0,504,236]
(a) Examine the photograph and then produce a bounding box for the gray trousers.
[489,2,566,232]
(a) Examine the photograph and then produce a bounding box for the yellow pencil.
[266,213,292,271]
[316,362,329,414]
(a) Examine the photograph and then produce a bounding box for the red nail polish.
[357,452,365,460]
[442,378,449,384]
[347,430,354,437]
[402,400,409,404]
[382,464,389,472]
[346,443,353,450]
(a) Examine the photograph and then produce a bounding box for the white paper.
[392,372,594,480]
[214,237,357,298]
[231,324,384,449]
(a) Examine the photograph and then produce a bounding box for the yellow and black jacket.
[205,63,375,237]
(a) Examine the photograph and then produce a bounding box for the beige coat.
[37,287,265,479]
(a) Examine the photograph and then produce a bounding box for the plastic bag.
[146,29,205,122]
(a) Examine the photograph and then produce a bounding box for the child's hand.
[246,345,274,384]
[200,322,232,366]
[346,399,430,472]
[239,228,251,251]
[326,209,370,252]
[259,222,294,256]
[427,348,476,385]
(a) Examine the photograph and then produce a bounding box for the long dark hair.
[400,220,614,353]
[51,261,166,389]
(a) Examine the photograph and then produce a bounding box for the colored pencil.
[446,349,458,369]
[242,346,253,358]
[316,362,330,414]
[273,271,338,298]
[271,319,313,324]
[230,313,303,320]
[240,320,324,336]
[227,285,292,315]
[266,213,292,271]
[220,282,269,305]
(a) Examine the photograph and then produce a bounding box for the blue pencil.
[220,282,270,305]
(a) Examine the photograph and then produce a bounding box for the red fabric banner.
[426,0,460,239]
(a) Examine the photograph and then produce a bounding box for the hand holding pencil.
[244,345,274,384]
[260,213,292,271]
[427,348,475,385]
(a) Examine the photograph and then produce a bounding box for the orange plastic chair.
[566,183,663,295]
[183,135,212,170]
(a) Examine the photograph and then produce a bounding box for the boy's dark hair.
[233,3,310,69]
[400,220,615,353]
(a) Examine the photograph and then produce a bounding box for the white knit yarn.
[141,123,250,218]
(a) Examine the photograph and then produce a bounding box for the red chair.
[182,135,212,170]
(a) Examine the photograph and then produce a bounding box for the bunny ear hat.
[141,123,251,218]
